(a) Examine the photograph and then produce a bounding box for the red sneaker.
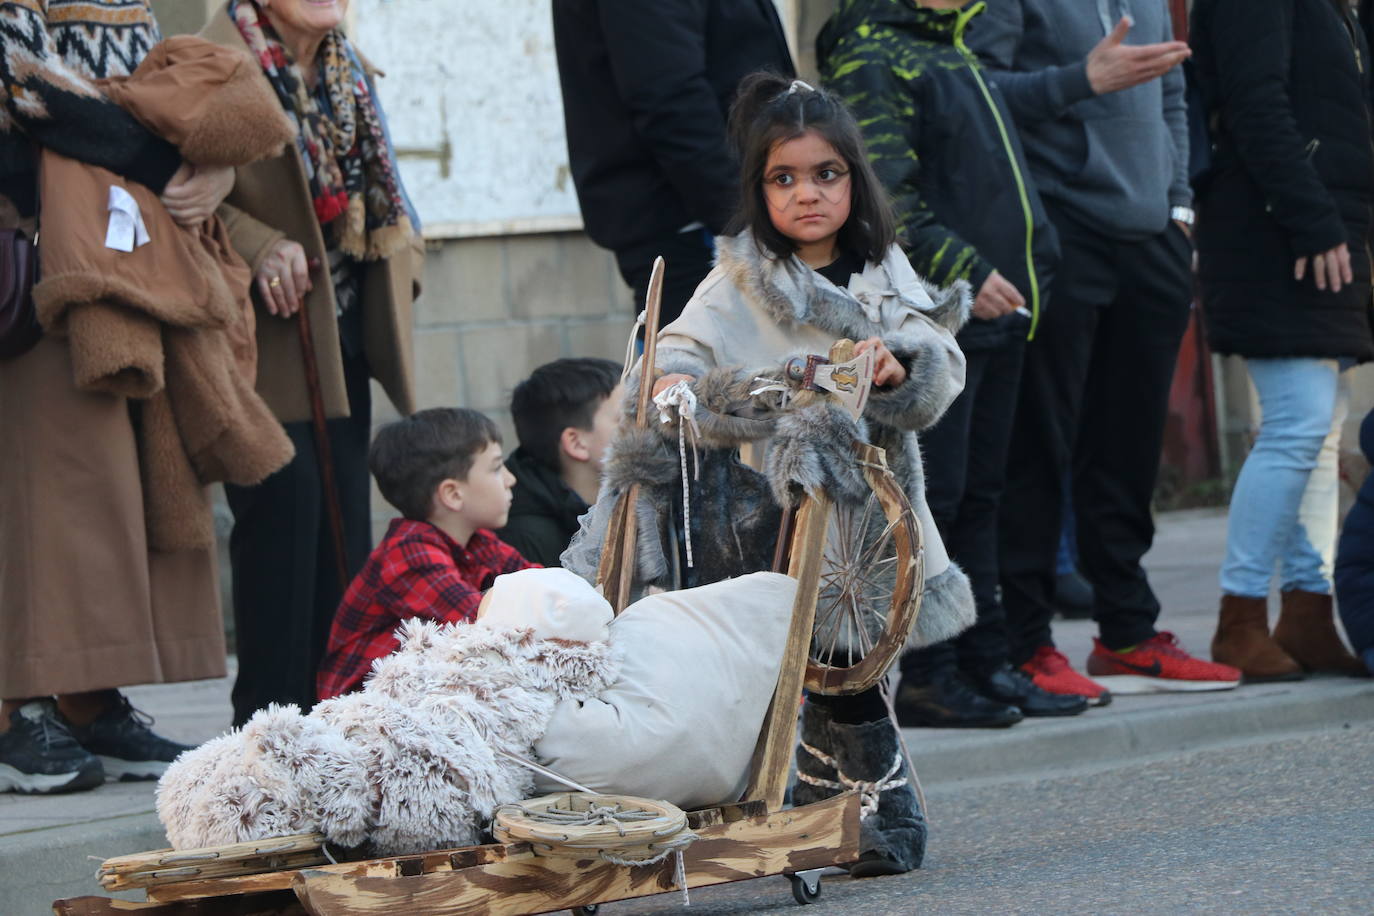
[1020,645,1112,707]
[1087,632,1242,694]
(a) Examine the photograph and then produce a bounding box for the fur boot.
[1211,594,1302,682]
[790,701,926,877]
[1274,590,1367,676]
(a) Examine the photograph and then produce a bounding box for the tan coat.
[201,6,420,424]
[32,36,298,551]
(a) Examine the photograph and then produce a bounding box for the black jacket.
[817,0,1058,350]
[551,0,793,253]
[495,448,588,567]
[1192,0,1374,360]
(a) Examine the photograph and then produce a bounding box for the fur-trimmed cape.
[564,231,977,651]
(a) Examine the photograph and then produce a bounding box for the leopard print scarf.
[231,0,411,259]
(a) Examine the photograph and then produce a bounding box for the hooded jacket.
[497,447,589,567]
[967,0,1191,241]
[1191,0,1374,361]
[817,0,1059,349]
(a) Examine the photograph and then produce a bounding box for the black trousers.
[901,341,1025,682]
[225,349,373,727]
[615,227,717,328]
[999,206,1192,661]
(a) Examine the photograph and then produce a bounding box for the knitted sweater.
[0,0,180,220]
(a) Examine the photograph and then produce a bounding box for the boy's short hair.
[510,357,622,470]
[369,408,501,520]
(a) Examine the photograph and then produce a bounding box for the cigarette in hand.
[1015,306,1032,319]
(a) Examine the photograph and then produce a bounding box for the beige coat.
[201,6,421,423]
[654,232,977,648]
[32,36,297,551]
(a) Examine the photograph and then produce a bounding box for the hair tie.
[784,79,816,97]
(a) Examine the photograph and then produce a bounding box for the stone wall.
[371,233,633,543]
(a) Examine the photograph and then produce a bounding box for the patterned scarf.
[230,0,411,260]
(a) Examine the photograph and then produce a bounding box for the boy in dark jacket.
[819,0,1084,726]
[497,358,623,566]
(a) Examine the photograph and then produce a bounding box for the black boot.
[791,701,927,877]
[894,672,1022,728]
[971,664,1088,718]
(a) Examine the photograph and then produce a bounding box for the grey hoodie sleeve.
[968,0,1096,123]
[1160,13,1192,208]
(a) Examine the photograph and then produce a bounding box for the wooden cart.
[55,260,924,916]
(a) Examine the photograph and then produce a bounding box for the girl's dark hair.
[726,71,896,263]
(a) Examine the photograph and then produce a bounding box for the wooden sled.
[55,259,923,916]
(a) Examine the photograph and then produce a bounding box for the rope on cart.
[653,379,702,568]
[795,742,906,820]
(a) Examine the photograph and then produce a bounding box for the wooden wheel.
[804,442,923,695]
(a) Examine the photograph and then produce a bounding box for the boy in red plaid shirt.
[317,409,538,699]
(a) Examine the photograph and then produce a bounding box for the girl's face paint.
[761,130,852,267]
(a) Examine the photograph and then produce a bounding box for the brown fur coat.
[32,36,296,550]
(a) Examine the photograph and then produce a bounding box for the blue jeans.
[1220,358,1349,598]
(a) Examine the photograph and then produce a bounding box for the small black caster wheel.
[570,907,600,915]
[790,872,823,905]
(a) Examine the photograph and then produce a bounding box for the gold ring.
[269,276,282,288]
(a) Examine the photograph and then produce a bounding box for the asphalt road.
[601,723,1374,916]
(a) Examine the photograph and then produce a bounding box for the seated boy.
[497,357,623,566]
[317,408,538,700]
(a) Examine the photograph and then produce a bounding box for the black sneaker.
[973,664,1089,718]
[0,699,104,794]
[67,694,193,782]
[894,673,1023,728]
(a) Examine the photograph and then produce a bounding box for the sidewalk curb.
[906,679,1374,787]
[6,680,1373,914]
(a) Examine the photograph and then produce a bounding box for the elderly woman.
[202,0,421,726]
[0,0,236,793]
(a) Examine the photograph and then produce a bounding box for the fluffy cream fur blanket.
[156,619,616,856]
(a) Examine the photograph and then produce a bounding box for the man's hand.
[255,238,312,317]
[652,372,695,399]
[1295,242,1353,293]
[855,336,906,388]
[1086,16,1191,95]
[972,270,1025,320]
[160,164,235,228]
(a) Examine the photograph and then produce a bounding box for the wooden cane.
[595,256,666,613]
[295,294,351,597]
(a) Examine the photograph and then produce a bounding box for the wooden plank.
[105,851,329,892]
[744,490,831,810]
[144,845,532,903]
[54,890,305,915]
[289,793,859,916]
[101,835,325,877]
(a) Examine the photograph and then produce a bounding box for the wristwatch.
[1170,206,1195,227]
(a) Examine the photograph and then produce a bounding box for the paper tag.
[105,186,150,253]
[810,350,874,419]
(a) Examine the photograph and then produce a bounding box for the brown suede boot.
[1212,595,1303,682]
[1274,590,1367,676]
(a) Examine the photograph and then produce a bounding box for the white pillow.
[475,567,613,644]
[533,572,797,809]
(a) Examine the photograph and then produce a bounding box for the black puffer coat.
[1191,0,1374,360]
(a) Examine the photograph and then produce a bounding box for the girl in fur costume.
[641,73,976,877]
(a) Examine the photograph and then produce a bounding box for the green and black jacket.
[818,0,1058,349]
